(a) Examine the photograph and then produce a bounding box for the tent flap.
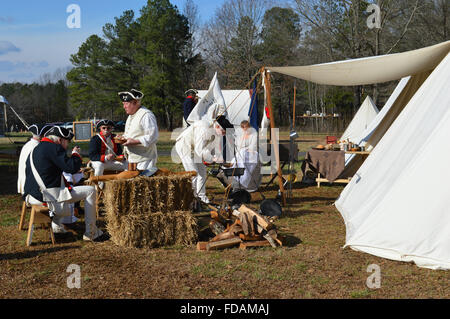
[267,41,450,86]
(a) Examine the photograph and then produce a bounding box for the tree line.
[1,0,448,131]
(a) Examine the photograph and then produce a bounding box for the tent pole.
[264,69,286,206]
[292,82,296,129]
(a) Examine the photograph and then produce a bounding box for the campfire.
[197,203,283,251]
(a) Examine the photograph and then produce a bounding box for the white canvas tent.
[197,89,252,126]
[340,96,378,144]
[342,77,410,171]
[268,40,450,269]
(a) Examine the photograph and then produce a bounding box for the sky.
[0,0,224,84]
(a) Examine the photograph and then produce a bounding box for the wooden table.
[315,150,371,187]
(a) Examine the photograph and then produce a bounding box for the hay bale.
[103,174,194,215]
[102,172,197,248]
[106,210,198,248]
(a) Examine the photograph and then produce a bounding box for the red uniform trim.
[41,137,55,144]
[99,131,118,161]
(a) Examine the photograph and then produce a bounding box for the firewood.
[196,242,208,251]
[209,220,226,236]
[239,233,263,241]
[88,170,139,183]
[239,240,272,250]
[268,229,283,246]
[206,237,242,251]
[262,232,278,247]
[240,211,251,236]
[210,231,235,242]
[238,205,272,231]
[229,223,243,235]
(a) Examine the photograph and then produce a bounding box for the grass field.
[0,131,448,300]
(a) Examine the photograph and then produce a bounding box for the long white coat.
[17,138,39,194]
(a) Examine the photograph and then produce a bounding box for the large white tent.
[336,52,450,270]
[268,40,450,269]
[341,77,410,171]
[340,96,378,144]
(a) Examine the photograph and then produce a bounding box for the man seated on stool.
[17,123,53,195]
[23,126,106,242]
[89,119,127,186]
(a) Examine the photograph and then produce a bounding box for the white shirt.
[137,111,159,148]
[17,138,39,194]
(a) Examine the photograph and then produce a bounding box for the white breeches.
[175,143,207,198]
[91,160,128,176]
[26,185,99,239]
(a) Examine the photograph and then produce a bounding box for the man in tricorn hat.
[23,126,106,241]
[175,115,234,203]
[17,123,53,195]
[182,89,198,128]
[116,89,159,176]
[89,119,127,181]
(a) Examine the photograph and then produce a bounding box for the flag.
[186,72,227,124]
[248,79,259,130]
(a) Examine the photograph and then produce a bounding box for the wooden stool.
[26,205,56,247]
[19,201,30,230]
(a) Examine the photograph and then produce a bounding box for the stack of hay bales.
[103,173,197,248]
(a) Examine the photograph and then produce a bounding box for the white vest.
[124,107,158,164]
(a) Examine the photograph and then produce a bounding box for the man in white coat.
[175,115,234,203]
[116,89,159,176]
[17,124,52,195]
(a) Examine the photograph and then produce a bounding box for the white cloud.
[0,41,21,55]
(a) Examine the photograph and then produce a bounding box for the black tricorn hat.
[44,126,74,141]
[185,89,198,96]
[28,124,53,137]
[216,115,234,130]
[118,89,144,102]
[96,119,115,131]
[28,124,41,136]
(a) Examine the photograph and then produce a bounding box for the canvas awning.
[267,41,450,86]
[0,95,8,104]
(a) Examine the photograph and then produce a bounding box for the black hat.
[216,115,234,130]
[39,124,53,137]
[28,124,53,137]
[28,124,41,136]
[96,119,115,131]
[259,199,282,217]
[44,126,74,141]
[185,89,198,96]
[118,89,144,102]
